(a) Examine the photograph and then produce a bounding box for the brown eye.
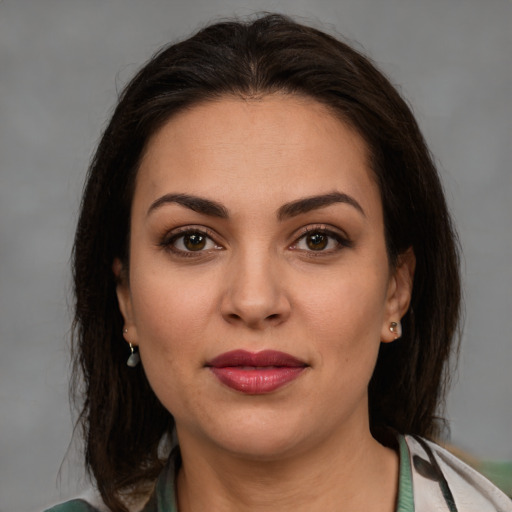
[292,228,350,254]
[164,229,223,256]
[306,233,328,250]
[183,233,207,251]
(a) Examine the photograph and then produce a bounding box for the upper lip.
[206,350,307,368]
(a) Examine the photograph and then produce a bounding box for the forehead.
[135,94,380,218]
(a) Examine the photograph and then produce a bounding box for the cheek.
[129,271,213,417]
[298,266,389,341]
[129,263,218,361]
[296,264,389,389]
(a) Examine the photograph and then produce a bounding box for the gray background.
[1,1,511,510]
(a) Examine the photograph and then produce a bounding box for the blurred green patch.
[443,444,512,498]
[477,460,512,498]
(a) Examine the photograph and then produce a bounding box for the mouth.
[205,350,308,394]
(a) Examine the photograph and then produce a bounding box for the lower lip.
[209,367,305,394]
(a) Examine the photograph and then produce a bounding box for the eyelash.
[159,227,222,258]
[290,226,353,255]
[159,225,352,258]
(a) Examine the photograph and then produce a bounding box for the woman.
[47,14,511,512]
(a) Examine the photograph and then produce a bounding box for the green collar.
[396,434,415,512]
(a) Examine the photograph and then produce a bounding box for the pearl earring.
[389,321,402,339]
[126,342,140,367]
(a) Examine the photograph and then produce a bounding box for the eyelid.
[289,224,353,252]
[159,225,224,256]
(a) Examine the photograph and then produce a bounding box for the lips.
[206,350,307,394]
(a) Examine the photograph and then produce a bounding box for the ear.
[113,258,138,346]
[381,247,415,343]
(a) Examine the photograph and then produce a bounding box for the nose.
[220,249,291,329]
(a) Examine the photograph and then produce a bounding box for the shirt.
[45,435,512,512]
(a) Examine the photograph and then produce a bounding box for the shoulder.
[44,499,101,512]
[404,435,512,512]
[43,486,150,512]
[44,488,111,512]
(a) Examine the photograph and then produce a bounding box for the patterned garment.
[405,436,512,512]
[45,435,512,512]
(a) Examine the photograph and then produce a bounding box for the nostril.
[220,290,291,328]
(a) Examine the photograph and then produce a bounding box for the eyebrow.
[147,193,229,218]
[277,192,365,220]
[147,191,365,220]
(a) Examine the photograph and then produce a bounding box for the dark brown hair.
[72,13,461,511]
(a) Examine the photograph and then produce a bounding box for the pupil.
[307,233,327,250]
[184,234,206,251]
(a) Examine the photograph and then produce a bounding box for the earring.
[123,327,128,334]
[126,342,140,367]
[389,321,402,339]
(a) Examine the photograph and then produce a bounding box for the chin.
[217,430,306,462]
[200,409,318,461]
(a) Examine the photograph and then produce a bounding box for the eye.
[175,232,210,251]
[161,228,222,256]
[291,227,351,253]
[302,232,331,251]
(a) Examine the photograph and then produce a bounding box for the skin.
[115,95,415,512]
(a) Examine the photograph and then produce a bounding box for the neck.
[176,426,399,512]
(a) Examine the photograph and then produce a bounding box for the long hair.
[72,13,461,511]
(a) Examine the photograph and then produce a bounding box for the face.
[116,95,413,460]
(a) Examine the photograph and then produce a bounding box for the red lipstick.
[206,350,307,394]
